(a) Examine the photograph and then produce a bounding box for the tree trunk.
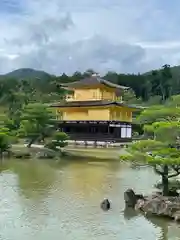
[27,138,35,148]
[0,151,2,161]
[159,81,166,103]
[162,164,169,196]
[27,135,39,148]
[7,150,11,158]
[27,133,45,148]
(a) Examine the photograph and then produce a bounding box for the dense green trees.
[0,101,69,157]
[17,103,54,147]
[123,105,180,196]
[0,64,179,106]
[104,64,174,102]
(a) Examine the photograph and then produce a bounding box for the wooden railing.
[66,133,131,142]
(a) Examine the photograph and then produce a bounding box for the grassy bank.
[12,144,127,160]
[64,146,127,160]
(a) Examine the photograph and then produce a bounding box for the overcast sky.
[0,0,180,75]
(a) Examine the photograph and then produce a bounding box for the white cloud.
[0,0,180,75]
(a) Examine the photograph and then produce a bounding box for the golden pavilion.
[50,74,139,142]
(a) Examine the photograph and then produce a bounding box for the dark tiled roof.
[60,76,129,90]
[49,100,141,109]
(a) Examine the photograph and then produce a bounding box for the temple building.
[50,74,140,142]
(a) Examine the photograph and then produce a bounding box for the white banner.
[126,127,132,138]
[121,127,126,138]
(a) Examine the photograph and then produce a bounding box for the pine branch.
[168,165,180,178]
[154,165,164,175]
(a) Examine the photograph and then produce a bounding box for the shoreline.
[11,143,128,160]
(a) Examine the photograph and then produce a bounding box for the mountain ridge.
[1,68,53,80]
[1,65,180,80]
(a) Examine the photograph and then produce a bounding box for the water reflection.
[123,206,169,240]
[146,215,174,240]
[10,160,56,199]
[59,161,119,201]
[0,162,8,173]
[0,159,180,240]
[123,207,139,220]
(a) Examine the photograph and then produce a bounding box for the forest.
[0,64,179,106]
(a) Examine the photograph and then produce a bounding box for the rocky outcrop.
[124,189,144,208]
[124,189,180,221]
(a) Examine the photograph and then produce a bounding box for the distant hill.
[1,65,180,104]
[2,65,180,80]
[2,68,52,80]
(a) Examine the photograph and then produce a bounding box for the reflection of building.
[57,161,115,201]
[50,74,141,142]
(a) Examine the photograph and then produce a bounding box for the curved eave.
[49,101,143,111]
[101,79,129,90]
[126,105,147,110]
[60,84,129,91]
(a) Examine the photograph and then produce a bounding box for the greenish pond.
[0,159,180,240]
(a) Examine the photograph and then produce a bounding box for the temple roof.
[49,100,144,109]
[60,75,129,90]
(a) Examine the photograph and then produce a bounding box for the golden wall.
[109,106,132,122]
[56,106,132,122]
[66,88,100,101]
[66,85,121,102]
[99,86,116,100]
[75,88,101,101]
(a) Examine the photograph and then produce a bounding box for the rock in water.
[127,190,180,221]
[101,199,110,211]
[124,189,137,208]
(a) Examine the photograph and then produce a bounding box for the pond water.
[0,158,180,240]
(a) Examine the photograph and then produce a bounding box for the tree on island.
[123,105,180,196]
[18,103,54,147]
[45,132,69,155]
[150,64,172,102]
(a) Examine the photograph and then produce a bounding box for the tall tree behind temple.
[71,71,83,82]
[104,72,147,100]
[162,64,173,100]
[83,69,97,77]
[151,64,172,102]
